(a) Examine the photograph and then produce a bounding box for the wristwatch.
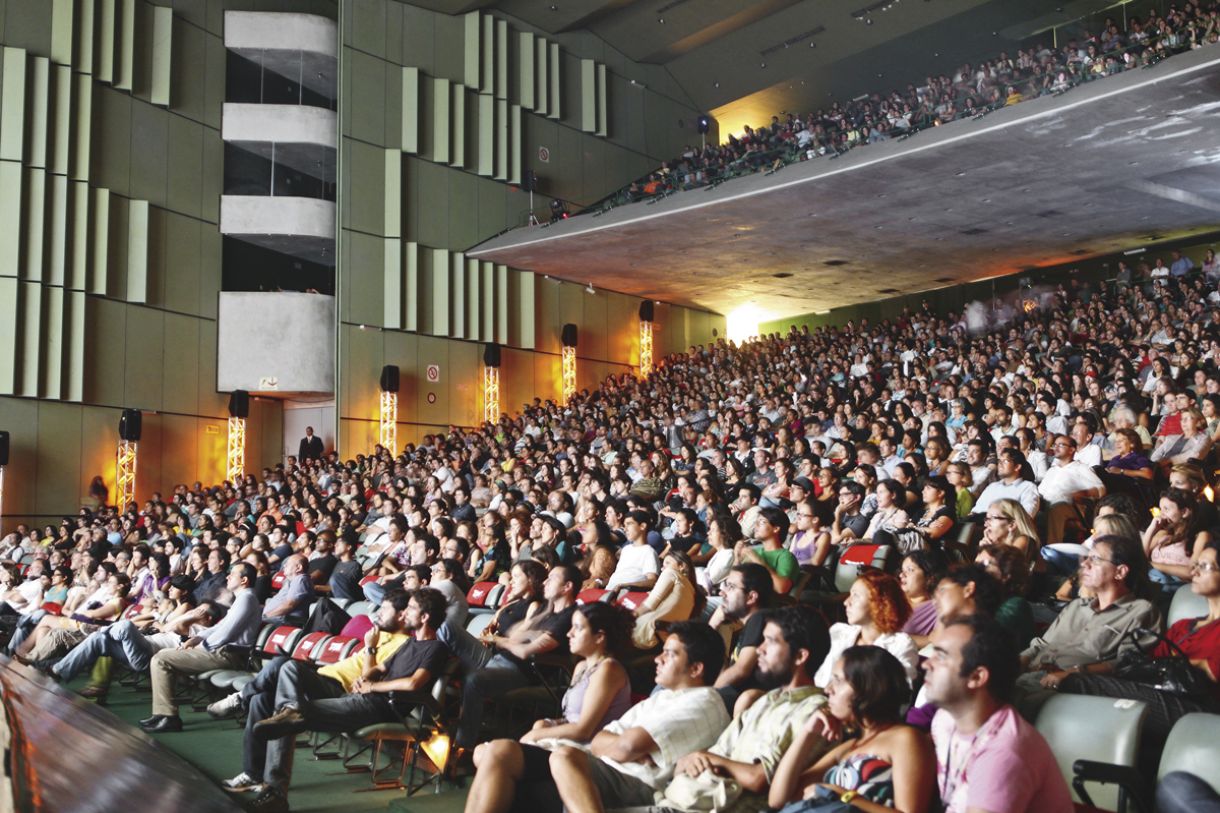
[840,790,859,805]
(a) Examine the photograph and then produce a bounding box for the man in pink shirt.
[922,615,1073,813]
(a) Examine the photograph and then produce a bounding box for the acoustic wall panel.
[69,180,90,290]
[463,11,480,89]
[1,48,27,163]
[480,14,493,95]
[519,32,535,110]
[580,59,595,133]
[431,77,450,165]
[495,19,508,101]
[494,98,507,181]
[18,282,43,397]
[0,277,16,393]
[383,237,401,329]
[597,63,607,137]
[401,66,419,154]
[89,187,110,295]
[548,43,561,120]
[97,0,117,83]
[476,93,493,177]
[23,168,46,282]
[384,148,401,238]
[126,198,148,303]
[404,240,418,332]
[425,248,449,336]
[465,257,479,341]
[0,163,22,278]
[66,289,86,401]
[28,57,50,169]
[451,83,466,168]
[71,73,93,182]
[76,0,96,74]
[47,175,69,286]
[480,261,494,342]
[450,251,465,338]
[41,285,65,399]
[52,0,77,67]
[151,6,174,107]
[51,65,74,176]
[116,0,136,91]
[508,104,521,185]
[495,263,508,345]
[509,268,534,349]
[535,37,548,117]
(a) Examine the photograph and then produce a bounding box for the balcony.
[222,104,336,182]
[219,195,335,266]
[217,292,334,396]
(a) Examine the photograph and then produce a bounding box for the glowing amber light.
[639,320,654,378]
[226,416,247,483]
[379,391,398,453]
[1205,485,1214,503]
[116,440,138,508]
[482,366,500,424]
[421,731,451,772]
[561,346,577,405]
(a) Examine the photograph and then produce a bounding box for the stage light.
[226,416,247,483]
[561,325,578,405]
[482,344,502,424]
[638,301,655,379]
[379,366,400,454]
[421,731,452,772]
[116,440,137,509]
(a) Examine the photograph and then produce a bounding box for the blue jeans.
[52,620,158,681]
[1157,771,1220,813]
[438,620,531,747]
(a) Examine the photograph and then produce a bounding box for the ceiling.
[468,48,1220,319]
[405,0,1139,134]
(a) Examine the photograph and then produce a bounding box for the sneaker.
[252,706,305,740]
[221,772,263,793]
[247,786,290,813]
[208,692,244,720]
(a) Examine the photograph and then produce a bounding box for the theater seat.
[1167,583,1208,627]
[577,588,610,605]
[614,591,650,611]
[1035,694,1148,811]
[834,544,892,592]
[290,631,333,661]
[467,582,504,616]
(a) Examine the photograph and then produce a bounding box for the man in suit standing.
[298,427,324,462]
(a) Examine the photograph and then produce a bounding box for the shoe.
[253,706,305,740]
[143,715,183,733]
[79,685,108,699]
[208,692,244,720]
[246,786,289,813]
[138,714,166,728]
[221,772,264,793]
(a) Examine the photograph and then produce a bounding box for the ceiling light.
[714,81,720,88]
[658,17,664,23]
[760,62,766,68]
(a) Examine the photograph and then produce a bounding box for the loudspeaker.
[523,169,538,193]
[228,390,250,419]
[639,301,655,322]
[561,323,578,348]
[119,409,142,442]
[483,343,502,368]
[0,431,8,466]
[379,365,400,393]
[697,114,712,135]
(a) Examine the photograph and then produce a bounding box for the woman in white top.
[814,570,919,688]
[862,479,910,543]
[700,512,740,594]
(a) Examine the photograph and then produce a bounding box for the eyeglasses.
[1190,561,1220,574]
[1082,553,1116,567]
[984,515,1009,522]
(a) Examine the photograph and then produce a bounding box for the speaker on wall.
[379,365,400,393]
[639,301,655,322]
[228,390,250,419]
[119,409,142,442]
[523,169,538,193]
[483,343,502,368]
[561,324,578,348]
[0,431,8,466]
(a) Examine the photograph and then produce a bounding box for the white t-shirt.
[606,543,660,591]
[598,686,730,788]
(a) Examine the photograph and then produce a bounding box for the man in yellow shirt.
[212,590,413,794]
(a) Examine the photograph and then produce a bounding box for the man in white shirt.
[547,622,731,812]
[1039,435,1105,545]
[605,511,660,592]
[972,449,1041,519]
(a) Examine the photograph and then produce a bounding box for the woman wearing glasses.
[1061,539,1220,772]
[980,498,1041,561]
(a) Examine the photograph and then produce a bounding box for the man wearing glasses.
[1013,534,1160,719]
[1038,433,1106,546]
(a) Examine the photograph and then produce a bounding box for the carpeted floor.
[71,675,469,813]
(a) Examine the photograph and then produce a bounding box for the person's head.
[946,462,973,489]
[1157,488,1198,530]
[509,560,547,599]
[844,570,911,633]
[375,588,414,632]
[1081,534,1149,599]
[899,548,950,601]
[623,510,652,543]
[974,544,1028,596]
[934,564,1002,620]
[1168,463,1206,494]
[754,607,830,689]
[983,499,1038,545]
[543,563,581,603]
[407,587,447,635]
[569,602,633,660]
[721,562,773,621]
[875,479,906,510]
[922,614,1020,708]
[654,621,725,689]
[1050,433,1077,463]
[755,506,790,544]
[1191,539,1220,599]
[837,480,865,511]
[227,561,256,592]
[920,476,954,513]
[827,646,911,728]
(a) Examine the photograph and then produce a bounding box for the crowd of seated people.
[612,3,1220,206]
[2,253,1220,811]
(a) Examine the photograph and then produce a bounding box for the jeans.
[52,620,161,681]
[6,609,47,653]
[438,620,531,747]
[246,658,345,787]
[1157,771,1220,813]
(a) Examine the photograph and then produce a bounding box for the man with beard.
[709,563,774,710]
[654,607,831,813]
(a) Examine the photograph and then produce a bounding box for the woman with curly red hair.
[814,569,919,688]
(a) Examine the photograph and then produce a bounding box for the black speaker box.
[561,323,578,348]
[483,343,501,368]
[228,390,250,418]
[379,365,400,393]
[0,431,8,466]
[639,301,655,322]
[119,409,142,442]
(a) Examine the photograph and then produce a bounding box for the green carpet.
[73,676,469,813]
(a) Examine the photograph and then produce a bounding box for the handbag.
[1113,626,1212,697]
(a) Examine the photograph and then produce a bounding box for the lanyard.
[941,712,1004,805]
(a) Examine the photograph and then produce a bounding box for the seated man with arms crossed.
[245,587,450,813]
